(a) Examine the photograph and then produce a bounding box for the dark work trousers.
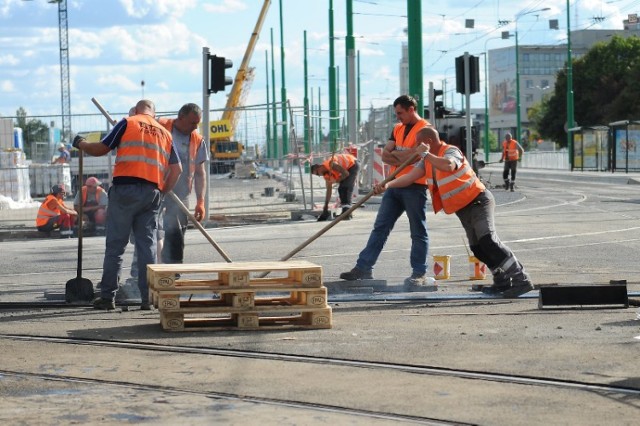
[502,160,518,182]
[338,161,360,207]
[455,190,517,272]
[162,196,189,264]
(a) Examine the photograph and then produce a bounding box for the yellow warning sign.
[209,119,232,139]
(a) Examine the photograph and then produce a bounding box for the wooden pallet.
[147,260,323,290]
[160,307,333,331]
[148,261,332,331]
[151,286,328,312]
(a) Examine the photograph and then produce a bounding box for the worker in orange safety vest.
[311,152,360,221]
[36,184,77,237]
[499,133,524,192]
[374,126,533,299]
[73,176,108,231]
[157,103,208,265]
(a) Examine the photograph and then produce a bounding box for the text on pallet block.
[147,260,323,290]
[152,287,328,312]
[160,307,333,332]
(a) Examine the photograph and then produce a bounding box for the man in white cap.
[73,176,108,232]
[52,143,71,164]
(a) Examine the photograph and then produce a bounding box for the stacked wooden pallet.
[147,260,332,331]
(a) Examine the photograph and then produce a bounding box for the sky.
[0,0,637,122]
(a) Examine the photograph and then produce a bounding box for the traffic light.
[209,55,233,94]
[433,89,445,119]
[455,55,480,94]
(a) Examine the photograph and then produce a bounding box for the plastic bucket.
[468,256,487,280]
[432,255,451,280]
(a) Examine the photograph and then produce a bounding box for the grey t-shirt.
[172,129,209,199]
[414,146,464,173]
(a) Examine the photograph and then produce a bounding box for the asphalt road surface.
[0,169,639,425]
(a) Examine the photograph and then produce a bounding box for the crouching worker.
[311,152,360,221]
[36,184,77,237]
[374,126,533,298]
[74,176,108,232]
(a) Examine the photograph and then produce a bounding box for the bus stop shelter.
[568,126,609,171]
[608,120,640,173]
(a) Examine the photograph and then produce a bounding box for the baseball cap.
[58,143,66,150]
[85,176,102,186]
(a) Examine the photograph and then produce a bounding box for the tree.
[14,107,50,160]
[535,35,640,147]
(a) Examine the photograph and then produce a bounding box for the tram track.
[2,333,639,399]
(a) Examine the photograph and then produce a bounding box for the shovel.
[65,148,94,303]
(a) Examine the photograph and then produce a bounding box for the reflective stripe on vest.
[503,140,519,161]
[426,144,485,214]
[158,118,201,192]
[390,119,429,184]
[36,194,61,226]
[114,115,172,190]
[323,153,356,182]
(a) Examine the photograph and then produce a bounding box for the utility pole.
[346,0,357,146]
[406,0,424,113]
[328,0,338,153]
[278,0,288,158]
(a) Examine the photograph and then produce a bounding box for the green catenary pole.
[279,0,289,157]
[303,30,310,171]
[328,0,338,154]
[407,0,424,113]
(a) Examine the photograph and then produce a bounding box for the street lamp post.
[515,7,550,145]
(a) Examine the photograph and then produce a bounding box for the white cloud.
[119,0,197,19]
[0,54,18,66]
[0,80,15,92]
[202,0,247,14]
[96,74,141,92]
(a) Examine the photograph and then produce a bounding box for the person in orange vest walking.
[340,95,432,290]
[73,176,107,232]
[374,126,533,298]
[157,103,209,265]
[35,184,77,237]
[72,99,182,311]
[500,133,524,192]
[311,152,360,221]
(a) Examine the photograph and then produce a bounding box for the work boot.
[510,182,515,192]
[140,302,152,311]
[502,263,533,298]
[482,268,511,296]
[340,207,353,220]
[339,267,373,281]
[93,297,115,310]
[504,180,510,190]
[404,273,437,292]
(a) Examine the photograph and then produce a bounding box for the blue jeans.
[356,184,429,275]
[161,196,189,264]
[100,183,162,304]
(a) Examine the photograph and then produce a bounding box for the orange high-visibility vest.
[390,118,429,184]
[81,186,106,205]
[114,115,172,190]
[502,139,520,161]
[158,117,202,193]
[36,194,61,227]
[425,144,485,214]
[322,153,356,182]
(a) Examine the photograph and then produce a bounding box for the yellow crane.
[210,0,271,172]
